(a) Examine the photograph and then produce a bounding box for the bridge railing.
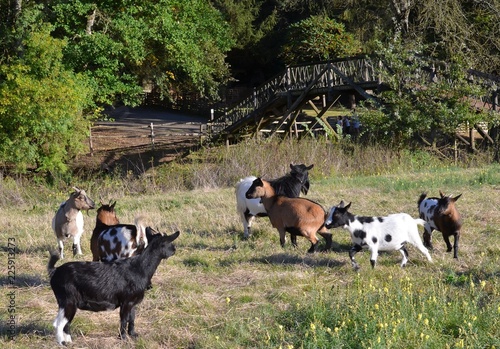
[210,57,379,134]
[209,56,498,137]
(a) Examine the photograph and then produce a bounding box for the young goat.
[48,230,179,345]
[235,163,314,238]
[90,201,120,261]
[52,187,95,259]
[418,191,462,258]
[245,177,331,252]
[325,201,432,270]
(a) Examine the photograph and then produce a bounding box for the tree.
[0,26,92,174]
[48,0,235,105]
[281,15,361,64]
[359,40,496,146]
[341,0,500,75]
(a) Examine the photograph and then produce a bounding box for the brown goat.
[90,201,120,261]
[245,177,331,252]
[418,191,462,258]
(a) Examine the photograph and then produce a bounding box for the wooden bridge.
[208,56,499,144]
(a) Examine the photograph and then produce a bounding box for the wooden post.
[286,66,292,108]
[149,122,155,150]
[454,138,458,166]
[469,126,475,151]
[89,126,94,156]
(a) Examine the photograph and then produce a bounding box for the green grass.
[1,144,500,348]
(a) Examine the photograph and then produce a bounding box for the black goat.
[47,231,180,345]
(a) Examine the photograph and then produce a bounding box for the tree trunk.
[86,8,96,35]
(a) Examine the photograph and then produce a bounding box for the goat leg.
[318,232,332,251]
[453,234,459,259]
[423,230,433,249]
[307,241,320,253]
[442,233,453,253]
[349,244,362,271]
[119,304,133,339]
[369,247,379,268]
[279,229,286,248]
[399,247,409,267]
[127,306,138,338]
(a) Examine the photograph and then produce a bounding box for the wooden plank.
[474,123,495,144]
[270,65,329,136]
[455,133,470,146]
[307,99,320,114]
[329,65,381,107]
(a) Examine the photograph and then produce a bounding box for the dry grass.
[1,161,499,348]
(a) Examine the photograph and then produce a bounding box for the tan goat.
[52,187,95,259]
[245,177,331,252]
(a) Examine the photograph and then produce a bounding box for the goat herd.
[47,164,462,345]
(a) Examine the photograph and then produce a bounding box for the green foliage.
[49,0,235,103]
[358,40,496,146]
[281,15,362,64]
[211,0,278,49]
[271,273,500,348]
[0,26,91,174]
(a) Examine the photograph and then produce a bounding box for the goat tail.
[47,250,60,277]
[134,216,148,248]
[417,192,428,207]
[414,218,427,227]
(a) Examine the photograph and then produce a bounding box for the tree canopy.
[0,0,498,174]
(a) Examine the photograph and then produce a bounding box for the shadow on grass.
[0,274,46,288]
[0,243,55,255]
[251,253,345,268]
[0,321,51,340]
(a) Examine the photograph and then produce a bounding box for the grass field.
[1,159,499,348]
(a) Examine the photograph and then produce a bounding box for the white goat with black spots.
[325,201,432,270]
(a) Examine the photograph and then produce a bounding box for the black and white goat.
[47,230,180,345]
[235,163,314,238]
[52,187,95,259]
[418,191,462,258]
[90,201,120,261]
[325,201,432,270]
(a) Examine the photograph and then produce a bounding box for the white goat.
[325,201,432,270]
[52,187,95,259]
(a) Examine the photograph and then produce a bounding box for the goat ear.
[344,202,352,210]
[339,200,345,208]
[452,194,462,202]
[439,190,445,198]
[165,231,180,242]
[110,200,116,209]
[72,186,81,193]
[306,164,314,170]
